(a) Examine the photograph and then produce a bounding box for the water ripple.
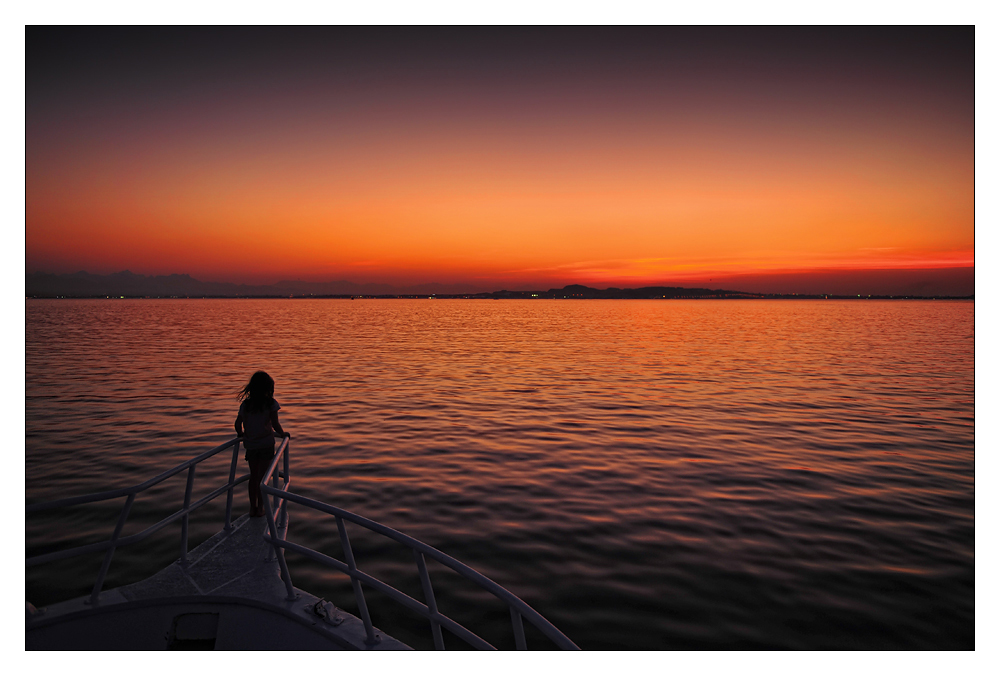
[26,299,973,649]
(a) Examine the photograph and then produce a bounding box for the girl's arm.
[235,413,244,437]
[271,410,287,437]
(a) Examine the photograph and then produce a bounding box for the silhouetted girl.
[235,371,286,517]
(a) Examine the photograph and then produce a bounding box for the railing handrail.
[259,440,580,650]
[26,437,242,513]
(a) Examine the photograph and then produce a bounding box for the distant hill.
[531,284,750,299]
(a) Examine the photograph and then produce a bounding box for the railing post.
[415,550,446,650]
[224,441,239,531]
[272,448,280,516]
[262,448,279,562]
[263,484,297,601]
[180,465,196,566]
[280,438,290,528]
[337,516,379,645]
[510,607,528,650]
[87,493,136,606]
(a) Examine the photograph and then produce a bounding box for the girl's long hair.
[238,371,275,413]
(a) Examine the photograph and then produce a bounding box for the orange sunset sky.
[26,27,974,294]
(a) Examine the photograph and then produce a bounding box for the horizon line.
[25,268,976,301]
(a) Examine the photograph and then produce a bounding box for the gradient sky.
[26,27,974,292]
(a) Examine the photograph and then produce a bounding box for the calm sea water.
[25,299,974,649]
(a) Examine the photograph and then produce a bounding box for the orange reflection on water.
[26,298,974,649]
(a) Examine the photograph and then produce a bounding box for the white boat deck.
[118,514,296,604]
[26,514,410,650]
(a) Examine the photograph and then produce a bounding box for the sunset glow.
[26,27,974,293]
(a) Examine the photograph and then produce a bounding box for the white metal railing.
[26,436,579,650]
[26,436,254,606]
[259,439,580,650]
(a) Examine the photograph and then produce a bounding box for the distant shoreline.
[26,293,974,301]
[24,272,975,301]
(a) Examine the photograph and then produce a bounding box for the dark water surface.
[25,299,974,649]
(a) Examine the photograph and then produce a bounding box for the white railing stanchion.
[280,438,290,529]
[337,516,379,645]
[510,607,527,650]
[415,551,446,650]
[262,451,297,601]
[179,465,196,566]
[88,493,136,606]
[270,436,285,517]
[224,441,239,531]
